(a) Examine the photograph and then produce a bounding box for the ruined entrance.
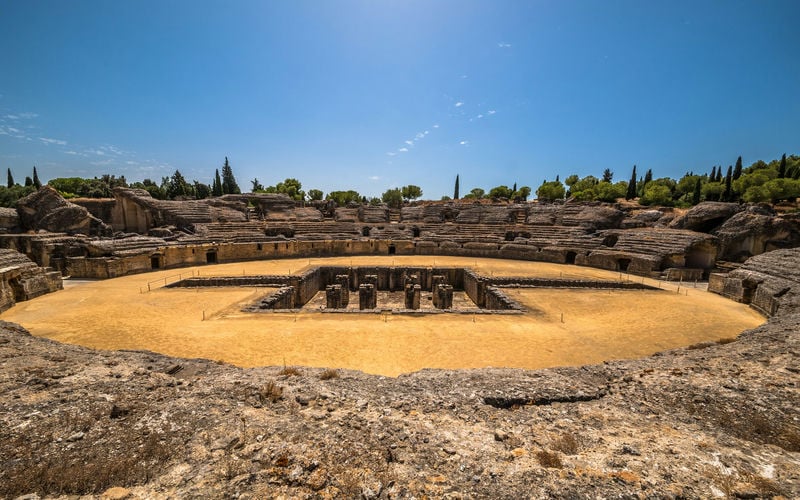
[206,250,218,264]
[150,255,161,269]
[388,244,396,255]
[565,251,577,265]
[618,258,631,271]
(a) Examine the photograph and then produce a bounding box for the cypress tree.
[643,169,653,186]
[212,169,223,197]
[778,153,787,178]
[716,167,723,183]
[32,166,41,189]
[220,157,240,194]
[7,168,14,188]
[453,174,459,199]
[692,177,702,205]
[733,156,743,181]
[625,165,637,200]
[723,165,733,201]
[512,182,517,193]
[709,166,716,182]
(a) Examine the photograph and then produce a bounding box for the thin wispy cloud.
[459,140,469,146]
[39,137,67,146]
[497,42,512,48]
[454,101,464,107]
[398,147,409,152]
[404,140,413,146]
[433,124,440,128]
[488,110,496,115]
[368,175,380,181]
[386,152,396,156]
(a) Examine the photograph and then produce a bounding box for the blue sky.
[1,1,798,199]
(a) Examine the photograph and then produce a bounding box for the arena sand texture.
[1,256,764,376]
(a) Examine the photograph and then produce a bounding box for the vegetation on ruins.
[1,153,797,209]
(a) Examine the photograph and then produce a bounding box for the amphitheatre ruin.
[1,185,799,497]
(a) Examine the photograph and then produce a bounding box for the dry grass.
[535,450,563,468]
[551,432,581,455]
[279,365,302,376]
[320,368,339,380]
[1,431,174,497]
[258,380,283,403]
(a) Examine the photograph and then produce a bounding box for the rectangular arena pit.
[166,265,657,314]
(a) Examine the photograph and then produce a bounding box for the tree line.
[535,154,800,206]
[1,153,797,209]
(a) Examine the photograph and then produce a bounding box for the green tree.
[723,165,733,201]
[401,184,422,201]
[381,187,403,208]
[702,182,725,202]
[464,187,485,199]
[193,181,211,199]
[453,174,460,199]
[212,169,223,196]
[32,166,42,189]
[733,156,743,181]
[251,178,264,192]
[595,181,627,202]
[709,166,717,184]
[220,157,240,194]
[0,184,36,207]
[692,178,702,205]
[625,165,637,200]
[166,170,191,199]
[307,189,324,201]
[536,180,565,202]
[778,153,787,179]
[763,178,800,203]
[513,186,532,202]
[602,168,613,183]
[24,176,33,187]
[488,185,513,200]
[326,190,361,206]
[639,184,672,206]
[274,178,304,200]
[6,168,14,188]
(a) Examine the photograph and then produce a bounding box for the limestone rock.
[713,207,798,261]
[668,202,741,232]
[17,186,111,236]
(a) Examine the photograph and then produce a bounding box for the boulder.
[17,186,111,236]
[668,202,741,232]
[713,207,798,261]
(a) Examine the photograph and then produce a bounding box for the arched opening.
[618,258,631,271]
[388,244,396,255]
[504,231,515,242]
[206,250,217,264]
[362,227,371,237]
[412,227,421,238]
[150,255,161,269]
[565,251,577,265]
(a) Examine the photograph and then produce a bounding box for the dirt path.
[1,256,764,376]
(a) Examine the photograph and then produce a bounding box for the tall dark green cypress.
[453,174,459,199]
[723,165,733,201]
[692,177,702,205]
[212,168,223,196]
[6,168,14,188]
[778,153,787,178]
[716,167,723,183]
[733,156,743,181]
[643,169,653,186]
[220,157,240,195]
[625,165,637,200]
[709,166,717,182]
[32,166,41,189]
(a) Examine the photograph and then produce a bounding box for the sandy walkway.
[1,256,765,376]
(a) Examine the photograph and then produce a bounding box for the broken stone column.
[326,284,343,309]
[336,274,350,306]
[404,283,421,309]
[363,274,378,290]
[359,284,376,310]
[431,275,447,307]
[436,284,453,310]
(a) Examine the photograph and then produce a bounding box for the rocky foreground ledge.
[2,258,799,498]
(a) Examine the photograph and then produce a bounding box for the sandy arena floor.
[1,256,765,376]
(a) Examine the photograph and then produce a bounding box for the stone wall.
[0,249,62,312]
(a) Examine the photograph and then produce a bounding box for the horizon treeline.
[0,154,798,209]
